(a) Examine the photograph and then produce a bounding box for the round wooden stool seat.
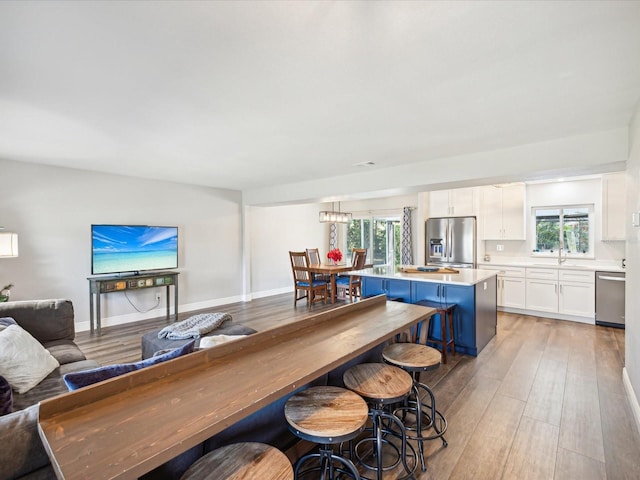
[382,343,442,372]
[343,363,413,403]
[381,344,448,473]
[285,386,366,480]
[180,442,293,480]
[343,363,417,478]
[285,386,368,442]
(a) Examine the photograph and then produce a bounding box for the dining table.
[307,262,356,303]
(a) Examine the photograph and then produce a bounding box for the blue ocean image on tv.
[92,225,178,274]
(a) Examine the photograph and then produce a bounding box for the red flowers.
[327,248,343,263]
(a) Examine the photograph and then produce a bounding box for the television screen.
[91,225,178,275]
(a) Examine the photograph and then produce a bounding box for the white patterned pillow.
[0,325,59,394]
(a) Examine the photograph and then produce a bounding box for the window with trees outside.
[531,205,593,257]
[345,217,401,268]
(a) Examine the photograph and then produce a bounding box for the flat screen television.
[91,225,178,275]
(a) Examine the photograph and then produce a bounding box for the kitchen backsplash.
[483,239,625,265]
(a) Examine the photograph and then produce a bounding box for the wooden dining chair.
[289,251,328,308]
[336,249,367,302]
[351,248,368,266]
[305,248,330,282]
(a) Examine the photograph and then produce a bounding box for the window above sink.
[530,204,595,260]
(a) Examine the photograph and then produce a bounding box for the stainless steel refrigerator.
[426,216,477,268]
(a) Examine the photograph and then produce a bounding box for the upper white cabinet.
[602,172,626,241]
[480,184,526,240]
[428,188,476,217]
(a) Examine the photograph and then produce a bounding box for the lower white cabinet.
[525,278,558,313]
[525,267,595,318]
[480,263,596,321]
[480,265,525,308]
[558,270,595,318]
[501,277,526,309]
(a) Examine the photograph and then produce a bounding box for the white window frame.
[530,204,595,259]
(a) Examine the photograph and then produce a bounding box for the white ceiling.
[1,1,639,193]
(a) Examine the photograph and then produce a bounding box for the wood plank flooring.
[75,295,640,479]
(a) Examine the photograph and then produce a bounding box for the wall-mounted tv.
[91,225,178,275]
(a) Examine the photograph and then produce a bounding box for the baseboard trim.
[498,306,594,324]
[76,294,245,332]
[75,289,294,332]
[623,367,640,434]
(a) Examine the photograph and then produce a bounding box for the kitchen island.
[358,266,498,356]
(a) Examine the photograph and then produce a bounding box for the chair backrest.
[306,248,321,265]
[289,251,312,283]
[351,249,367,269]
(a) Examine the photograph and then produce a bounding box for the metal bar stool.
[414,300,456,363]
[285,386,368,480]
[382,343,448,472]
[343,363,417,480]
[180,442,293,480]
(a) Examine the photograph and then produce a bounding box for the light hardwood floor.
[76,294,640,479]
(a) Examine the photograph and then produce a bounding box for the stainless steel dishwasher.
[595,271,625,328]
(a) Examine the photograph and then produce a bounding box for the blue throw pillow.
[63,340,195,391]
[0,317,17,332]
[0,375,12,416]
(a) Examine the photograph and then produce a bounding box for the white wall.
[247,203,327,297]
[483,177,625,265]
[625,103,640,428]
[0,159,243,331]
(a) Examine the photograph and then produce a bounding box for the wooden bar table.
[38,295,434,480]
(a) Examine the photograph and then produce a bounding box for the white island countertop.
[354,266,497,287]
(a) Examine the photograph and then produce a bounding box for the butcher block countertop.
[38,295,434,480]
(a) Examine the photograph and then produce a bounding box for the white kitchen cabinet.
[525,267,595,319]
[558,269,595,318]
[526,277,558,313]
[428,188,476,217]
[502,277,526,308]
[602,172,626,241]
[526,267,559,312]
[481,265,526,308]
[480,184,526,240]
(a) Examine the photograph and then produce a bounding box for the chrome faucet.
[558,241,567,265]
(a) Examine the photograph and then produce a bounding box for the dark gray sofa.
[0,299,101,480]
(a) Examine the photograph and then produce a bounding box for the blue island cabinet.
[361,277,412,303]
[361,275,497,356]
[411,279,497,356]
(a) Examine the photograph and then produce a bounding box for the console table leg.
[89,286,95,335]
[96,293,102,336]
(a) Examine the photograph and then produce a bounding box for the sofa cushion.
[0,375,12,416]
[44,340,88,365]
[12,359,101,411]
[0,325,60,394]
[63,340,196,391]
[0,405,52,479]
[0,299,75,343]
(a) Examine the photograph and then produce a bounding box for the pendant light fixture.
[319,202,352,224]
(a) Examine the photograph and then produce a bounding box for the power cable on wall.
[124,291,161,313]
